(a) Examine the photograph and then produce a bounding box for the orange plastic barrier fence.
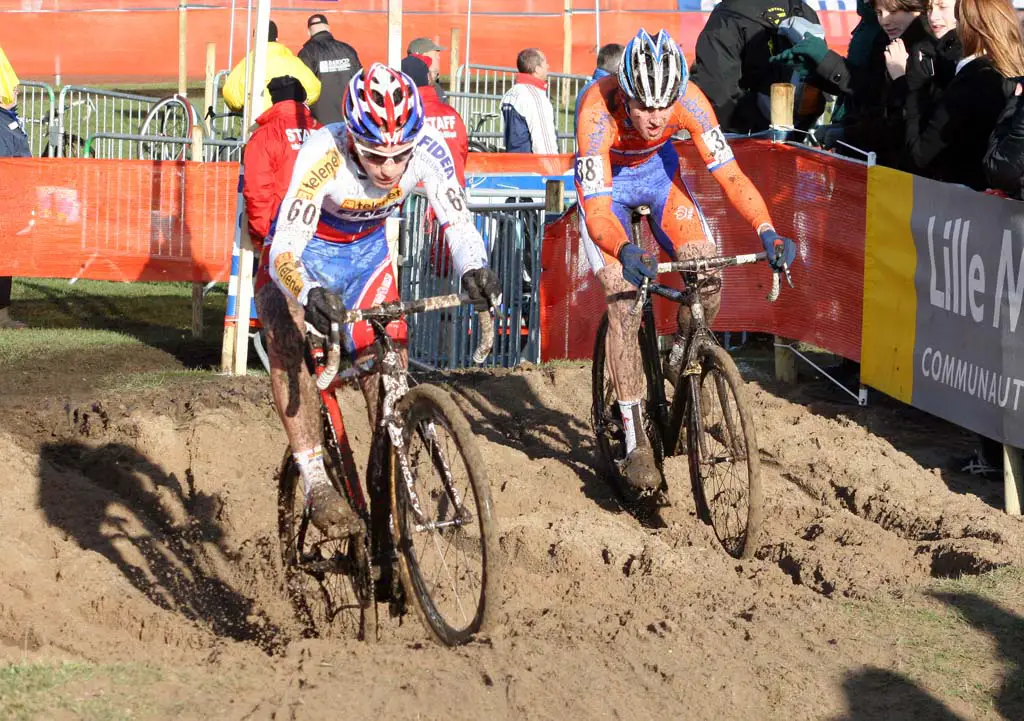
[0,158,238,282]
[540,140,867,363]
[0,9,855,83]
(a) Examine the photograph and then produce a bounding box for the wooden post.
[544,178,564,215]
[769,82,797,383]
[449,27,460,92]
[774,338,798,383]
[561,0,572,108]
[178,0,188,96]
[387,0,403,70]
[1004,445,1023,516]
[203,42,216,119]
[770,82,795,142]
[230,0,271,375]
[187,42,215,339]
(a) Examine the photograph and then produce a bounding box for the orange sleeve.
[677,84,773,234]
[574,86,627,258]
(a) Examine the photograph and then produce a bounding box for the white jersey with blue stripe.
[268,122,487,305]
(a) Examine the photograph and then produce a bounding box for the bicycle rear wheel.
[684,343,764,559]
[277,431,376,641]
[591,311,666,502]
[390,384,499,646]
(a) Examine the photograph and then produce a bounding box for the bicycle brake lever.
[630,278,648,316]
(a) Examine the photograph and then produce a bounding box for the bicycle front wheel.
[685,343,764,559]
[390,384,499,646]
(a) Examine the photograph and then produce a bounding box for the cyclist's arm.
[574,93,628,257]
[268,128,339,304]
[416,132,488,278]
[678,84,774,235]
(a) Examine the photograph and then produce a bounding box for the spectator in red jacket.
[243,75,321,251]
[401,54,468,184]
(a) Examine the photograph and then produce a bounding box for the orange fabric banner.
[1,9,855,83]
[0,158,238,282]
[540,140,867,363]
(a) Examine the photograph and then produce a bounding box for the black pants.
[0,276,11,311]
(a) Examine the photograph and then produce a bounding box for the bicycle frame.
[631,252,781,458]
[308,293,495,581]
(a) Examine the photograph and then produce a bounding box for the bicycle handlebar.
[315,293,498,390]
[630,250,794,315]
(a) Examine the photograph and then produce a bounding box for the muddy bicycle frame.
[627,209,788,463]
[306,293,494,590]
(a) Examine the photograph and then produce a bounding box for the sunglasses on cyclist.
[353,142,415,166]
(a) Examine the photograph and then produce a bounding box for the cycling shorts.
[579,143,715,273]
[256,224,407,357]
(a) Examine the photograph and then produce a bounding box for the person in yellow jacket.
[222,21,321,119]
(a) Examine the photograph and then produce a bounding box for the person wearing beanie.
[242,74,321,251]
[223,20,321,119]
[298,14,362,125]
[401,54,468,184]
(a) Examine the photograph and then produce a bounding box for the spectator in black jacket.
[298,14,362,125]
[775,0,928,166]
[885,0,963,173]
[690,0,823,134]
[985,83,1024,197]
[901,0,1021,189]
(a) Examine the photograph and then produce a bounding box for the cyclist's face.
[627,99,673,140]
[353,143,414,188]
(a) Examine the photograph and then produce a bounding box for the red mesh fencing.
[540,140,867,363]
[0,158,238,282]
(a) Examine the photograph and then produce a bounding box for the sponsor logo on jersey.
[416,134,455,180]
[274,251,305,298]
[340,186,403,211]
[295,148,342,200]
[319,58,352,74]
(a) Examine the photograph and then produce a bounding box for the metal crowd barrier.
[452,64,588,153]
[56,86,161,158]
[399,191,544,369]
[18,81,56,157]
[84,132,244,162]
[209,70,245,142]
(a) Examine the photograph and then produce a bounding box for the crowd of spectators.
[693,0,1024,200]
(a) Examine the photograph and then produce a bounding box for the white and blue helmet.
[618,29,687,109]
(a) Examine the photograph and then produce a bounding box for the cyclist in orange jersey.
[575,28,796,491]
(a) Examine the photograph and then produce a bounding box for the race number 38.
[700,126,734,168]
[285,198,318,227]
[576,155,606,196]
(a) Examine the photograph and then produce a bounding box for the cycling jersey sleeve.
[678,84,774,234]
[414,129,488,279]
[268,127,340,305]
[574,86,628,257]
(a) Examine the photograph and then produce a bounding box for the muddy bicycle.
[278,293,500,645]
[592,206,792,559]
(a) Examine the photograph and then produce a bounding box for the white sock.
[294,447,329,496]
[619,400,642,455]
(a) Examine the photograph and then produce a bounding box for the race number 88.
[576,155,604,194]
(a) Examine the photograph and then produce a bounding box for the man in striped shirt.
[500,48,559,154]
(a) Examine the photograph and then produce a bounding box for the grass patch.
[0,329,141,364]
[11,278,230,369]
[842,566,1024,719]
[0,662,162,721]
